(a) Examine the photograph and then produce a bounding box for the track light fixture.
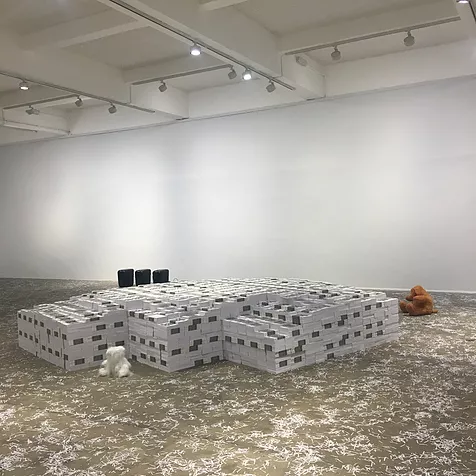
[285,17,457,60]
[190,43,202,56]
[108,103,117,114]
[19,80,29,91]
[295,55,308,67]
[26,105,39,115]
[242,69,252,81]
[266,80,276,93]
[158,81,167,92]
[404,31,415,47]
[457,0,469,3]
[331,46,341,61]
[75,96,83,107]
[228,67,237,80]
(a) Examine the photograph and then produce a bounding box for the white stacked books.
[17,278,400,373]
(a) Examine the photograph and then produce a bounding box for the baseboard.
[0,276,114,282]
[361,287,476,295]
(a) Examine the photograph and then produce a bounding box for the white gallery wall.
[0,78,476,290]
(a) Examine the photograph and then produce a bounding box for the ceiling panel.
[0,0,108,35]
[236,0,442,35]
[67,27,192,69]
[0,76,22,92]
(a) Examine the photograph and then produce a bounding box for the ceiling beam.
[281,54,325,99]
[188,79,304,118]
[1,108,70,135]
[32,97,82,109]
[451,0,476,38]
[2,94,77,110]
[325,40,476,97]
[280,0,457,54]
[68,106,172,136]
[131,82,189,118]
[20,10,147,50]
[2,95,100,111]
[199,0,251,11]
[123,54,225,83]
[125,55,324,99]
[0,86,68,108]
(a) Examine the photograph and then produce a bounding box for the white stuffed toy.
[98,346,131,378]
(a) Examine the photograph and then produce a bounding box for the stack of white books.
[18,278,400,373]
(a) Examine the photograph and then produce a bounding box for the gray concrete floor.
[1,278,476,475]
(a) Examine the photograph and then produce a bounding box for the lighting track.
[0,70,156,114]
[132,64,231,86]
[284,16,460,55]
[2,94,77,110]
[469,0,476,22]
[106,0,296,91]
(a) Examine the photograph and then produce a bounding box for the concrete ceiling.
[236,0,438,35]
[0,0,108,35]
[0,0,474,145]
[67,27,191,69]
[0,76,21,92]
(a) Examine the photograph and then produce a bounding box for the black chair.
[153,269,170,283]
[135,269,151,286]
[117,269,134,288]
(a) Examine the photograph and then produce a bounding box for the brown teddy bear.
[399,285,438,316]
